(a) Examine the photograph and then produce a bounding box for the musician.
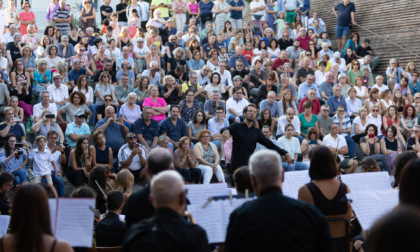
[0,171,14,215]
[322,123,358,173]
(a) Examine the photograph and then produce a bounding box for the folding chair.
[326,214,352,252]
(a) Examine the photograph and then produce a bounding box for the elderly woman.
[20,45,36,78]
[22,25,39,54]
[31,109,64,144]
[0,133,29,185]
[90,130,113,170]
[57,91,91,123]
[43,44,63,70]
[79,0,96,32]
[0,107,25,148]
[161,75,182,106]
[58,36,75,65]
[142,85,168,122]
[179,89,201,123]
[167,47,187,72]
[359,124,391,173]
[193,129,225,184]
[146,10,166,31]
[206,49,220,72]
[95,72,118,109]
[120,92,142,131]
[174,136,201,184]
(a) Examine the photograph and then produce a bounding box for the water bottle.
[25,117,32,133]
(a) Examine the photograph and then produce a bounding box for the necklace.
[203,144,209,151]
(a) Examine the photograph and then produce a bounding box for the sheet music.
[0,215,11,236]
[185,183,229,205]
[55,198,95,248]
[283,170,310,198]
[341,173,369,191]
[341,172,391,192]
[48,199,57,234]
[347,189,399,230]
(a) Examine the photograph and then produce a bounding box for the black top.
[161,86,181,105]
[95,212,126,247]
[168,58,187,71]
[167,70,188,84]
[407,137,416,151]
[95,145,109,165]
[225,187,334,252]
[305,181,348,216]
[116,3,128,22]
[69,36,81,47]
[384,137,398,151]
[6,42,25,67]
[226,122,288,172]
[123,186,155,229]
[296,67,315,85]
[231,69,250,81]
[278,38,293,50]
[0,194,10,215]
[123,208,209,252]
[93,69,117,83]
[355,45,373,58]
[0,237,56,252]
[100,5,113,23]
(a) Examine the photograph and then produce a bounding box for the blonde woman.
[114,169,134,204]
[118,26,131,49]
[403,62,418,82]
[79,0,96,32]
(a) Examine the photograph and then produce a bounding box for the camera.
[17,150,23,155]
[46,114,56,119]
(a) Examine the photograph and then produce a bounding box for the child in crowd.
[128,9,141,38]
[242,42,254,64]
[29,135,59,198]
[218,47,229,62]
[201,21,213,40]
[215,34,227,48]
[276,12,286,40]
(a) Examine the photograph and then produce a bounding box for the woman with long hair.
[90,130,113,170]
[8,96,23,124]
[279,89,298,115]
[187,39,202,60]
[204,72,226,100]
[364,88,380,113]
[0,183,72,252]
[278,30,293,50]
[403,62,418,82]
[134,76,150,104]
[114,169,134,204]
[383,105,401,136]
[298,100,319,138]
[188,110,207,144]
[33,59,51,96]
[341,32,360,57]
[43,26,56,45]
[88,166,108,214]
[20,44,37,77]
[257,108,275,134]
[401,104,417,139]
[0,133,29,185]
[344,47,356,67]
[392,88,408,113]
[379,89,395,115]
[354,76,368,101]
[74,75,95,125]
[359,124,391,173]
[257,72,277,104]
[95,72,118,109]
[68,136,93,187]
[145,44,161,70]
[380,125,405,168]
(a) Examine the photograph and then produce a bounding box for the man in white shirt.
[138,0,150,28]
[215,61,233,90]
[47,72,69,110]
[358,55,374,86]
[308,12,326,31]
[196,66,211,87]
[0,0,6,39]
[276,107,302,141]
[323,123,358,172]
[118,132,147,182]
[133,38,150,73]
[33,91,58,122]
[329,52,347,73]
[0,24,16,47]
[372,75,389,93]
[226,86,249,123]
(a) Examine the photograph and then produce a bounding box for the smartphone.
[20,81,27,86]
[13,117,20,122]
[310,140,318,145]
[134,143,139,148]
[15,143,23,148]
[46,114,56,119]
[56,141,60,146]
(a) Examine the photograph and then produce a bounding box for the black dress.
[305,181,348,216]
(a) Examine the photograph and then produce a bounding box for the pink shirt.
[142,97,167,122]
[188,3,199,14]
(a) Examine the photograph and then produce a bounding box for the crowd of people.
[0,0,420,251]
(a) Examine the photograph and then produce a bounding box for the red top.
[298,97,321,115]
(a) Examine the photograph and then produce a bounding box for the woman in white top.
[366,104,383,137]
[73,75,95,125]
[354,76,368,101]
[351,106,368,141]
[43,45,63,70]
[314,60,328,85]
[267,39,280,59]
[120,92,142,131]
[364,88,380,113]
[379,89,394,115]
[204,72,226,101]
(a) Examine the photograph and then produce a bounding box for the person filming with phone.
[31,109,65,145]
[118,132,147,183]
[0,133,29,185]
[0,107,25,148]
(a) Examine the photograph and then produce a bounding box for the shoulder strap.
[50,239,57,252]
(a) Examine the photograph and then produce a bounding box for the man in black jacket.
[225,149,334,252]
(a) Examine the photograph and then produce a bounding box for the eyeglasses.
[79,49,85,52]
[103,76,109,79]
[322,109,330,112]
[105,99,112,101]
[40,62,47,65]
[330,127,338,130]
[73,96,80,99]
[201,135,210,138]
[372,109,379,112]
[309,132,316,135]
[127,136,137,140]
[353,63,359,65]
[415,97,420,99]
[338,110,344,113]
[5,183,13,188]
[77,115,86,118]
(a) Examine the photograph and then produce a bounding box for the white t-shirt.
[276,115,301,136]
[314,70,328,85]
[323,134,347,161]
[250,0,266,21]
[354,85,367,97]
[351,116,368,137]
[226,98,249,118]
[29,148,54,176]
[51,150,62,173]
[73,86,94,103]
[267,47,281,59]
[372,84,389,94]
[367,113,383,136]
[118,143,147,171]
[133,45,150,57]
[277,136,301,158]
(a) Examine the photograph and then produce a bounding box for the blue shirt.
[229,0,244,19]
[199,1,214,16]
[327,96,347,116]
[228,55,249,69]
[95,119,126,151]
[208,117,229,136]
[0,148,27,173]
[68,67,87,84]
[65,122,91,147]
[133,118,159,145]
[187,59,205,71]
[159,118,188,142]
[334,2,356,26]
[260,99,283,118]
[319,81,335,98]
[298,82,321,101]
[0,124,24,148]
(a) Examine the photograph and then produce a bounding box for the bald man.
[123,171,209,251]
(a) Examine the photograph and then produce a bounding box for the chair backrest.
[326,214,352,252]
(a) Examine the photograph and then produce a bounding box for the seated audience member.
[323,124,358,173]
[278,89,298,115]
[231,60,250,86]
[296,57,315,85]
[277,124,308,171]
[88,166,110,214]
[134,106,159,152]
[96,94,117,121]
[173,137,201,184]
[196,66,211,87]
[32,109,64,144]
[188,110,207,144]
[226,86,249,124]
[29,135,59,198]
[386,58,404,91]
[160,105,188,152]
[47,72,69,109]
[317,105,333,139]
[68,60,94,88]
[142,85,168,123]
[92,59,117,85]
[45,130,65,197]
[333,105,357,158]
[337,73,351,99]
[208,106,229,149]
[258,109,275,134]
[124,170,209,250]
[401,104,417,139]
[224,149,333,251]
[367,104,383,138]
[345,87,362,118]
[297,74,320,101]
[406,125,420,155]
[360,157,381,173]
[118,132,147,182]
[301,127,323,167]
[193,129,225,184]
[161,75,182,107]
[120,92,142,131]
[57,91,91,123]
[0,107,25,148]
[33,91,58,122]
[90,130,114,170]
[319,72,335,101]
[229,76,249,101]
[299,101,319,139]
[65,109,91,147]
[298,145,351,216]
[298,88,321,115]
[181,72,205,102]
[372,75,389,94]
[68,136,93,187]
[233,166,254,194]
[115,74,134,105]
[257,72,277,104]
[204,91,225,119]
[0,134,29,185]
[254,125,277,153]
[327,84,347,116]
[95,191,126,247]
[179,89,202,123]
[351,106,368,142]
[0,171,14,215]
[260,91,283,120]
[0,183,72,251]
[276,108,301,140]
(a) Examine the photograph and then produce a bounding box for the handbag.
[253,14,263,21]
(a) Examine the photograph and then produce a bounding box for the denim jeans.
[51,171,64,197]
[12,168,28,185]
[282,162,309,172]
[345,135,357,157]
[88,103,96,125]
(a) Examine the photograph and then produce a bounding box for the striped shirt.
[54,8,70,31]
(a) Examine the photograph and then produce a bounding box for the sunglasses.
[372,109,379,112]
[77,115,86,118]
[40,62,47,65]
[105,99,112,101]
